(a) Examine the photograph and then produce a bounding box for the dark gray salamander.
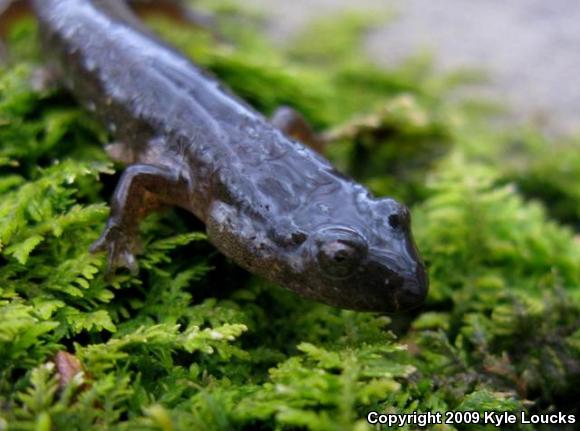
[31,0,428,312]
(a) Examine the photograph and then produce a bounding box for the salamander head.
[292,197,428,312]
[207,193,427,312]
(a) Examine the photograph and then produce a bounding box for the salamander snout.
[380,201,428,311]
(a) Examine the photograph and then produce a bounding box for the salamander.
[29,0,428,312]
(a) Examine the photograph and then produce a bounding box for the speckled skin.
[31,0,428,312]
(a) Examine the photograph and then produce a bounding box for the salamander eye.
[316,233,368,279]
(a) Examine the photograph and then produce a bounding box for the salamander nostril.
[389,205,411,230]
[388,213,401,229]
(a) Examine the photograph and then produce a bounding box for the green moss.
[1,7,579,431]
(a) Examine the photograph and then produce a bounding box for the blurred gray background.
[246,0,580,135]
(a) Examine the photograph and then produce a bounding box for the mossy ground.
[1,3,579,430]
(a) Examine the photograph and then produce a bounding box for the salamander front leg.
[90,164,190,274]
[271,106,326,153]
